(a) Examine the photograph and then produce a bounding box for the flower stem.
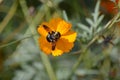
[19,0,57,80]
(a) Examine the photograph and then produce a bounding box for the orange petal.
[56,20,71,35]
[61,30,77,42]
[116,0,119,4]
[56,38,74,53]
[49,18,62,31]
[51,48,63,56]
[37,22,50,37]
[39,36,52,54]
[101,0,118,14]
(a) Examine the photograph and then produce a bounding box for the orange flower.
[101,0,119,15]
[37,18,77,56]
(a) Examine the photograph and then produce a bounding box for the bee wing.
[43,25,52,32]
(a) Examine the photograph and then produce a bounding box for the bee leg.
[109,41,114,46]
[101,35,106,39]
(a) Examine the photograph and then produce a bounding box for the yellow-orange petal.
[39,36,52,54]
[37,22,50,37]
[51,48,63,56]
[56,20,71,35]
[49,18,62,31]
[56,38,74,53]
[61,30,77,42]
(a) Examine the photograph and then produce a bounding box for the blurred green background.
[0,0,120,80]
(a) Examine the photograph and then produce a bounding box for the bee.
[101,34,114,46]
[43,25,61,50]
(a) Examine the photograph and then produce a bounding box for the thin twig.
[0,0,18,33]
[2,21,26,44]
[0,35,35,48]
[67,11,120,80]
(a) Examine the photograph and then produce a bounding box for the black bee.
[43,25,61,50]
[101,35,114,46]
